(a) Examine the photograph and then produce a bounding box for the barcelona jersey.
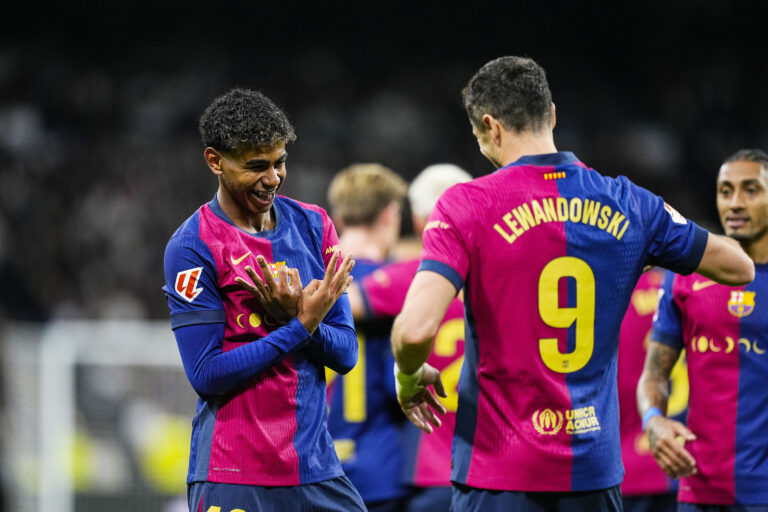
[326,258,408,503]
[652,264,768,505]
[419,152,707,492]
[360,259,465,488]
[162,195,355,486]
[617,268,684,496]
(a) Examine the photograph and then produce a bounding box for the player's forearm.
[636,341,680,419]
[175,319,311,396]
[306,321,358,374]
[391,311,436,374]
[304,295,358,374]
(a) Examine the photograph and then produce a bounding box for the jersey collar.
[503,151,580,169]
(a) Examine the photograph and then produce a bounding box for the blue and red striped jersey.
[162,195,357,486]
[360,259,465,488]
[419,151,707,492]
[326,258,408,503]
[618,268,684,496]
[652,264,768,505]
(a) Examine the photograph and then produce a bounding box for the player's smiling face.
[218,143,287,217]
[717,159,768,244]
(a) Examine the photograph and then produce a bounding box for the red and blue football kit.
[360,259,465,491]
[419,152,707,492]
[652,263,768,505]
[618,268,683,512]
[326,258,409,506]
[162,195,358,489]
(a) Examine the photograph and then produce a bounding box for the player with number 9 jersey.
[419,151,708,492]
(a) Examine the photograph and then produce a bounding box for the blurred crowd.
[1,1,766,322]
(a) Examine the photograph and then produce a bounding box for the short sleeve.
[419,188,471,292]
[650,271,684,349]
[631,182,708,275]
[163,234,225,329]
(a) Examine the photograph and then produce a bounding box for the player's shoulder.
[278,195,330,218]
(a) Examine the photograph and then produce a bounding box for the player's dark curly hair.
[462,56,552,134]
[723,148,768,171]
[198,88,296,153]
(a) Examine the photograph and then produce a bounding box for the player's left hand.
[397,363,448,434]
[235,255,302,323]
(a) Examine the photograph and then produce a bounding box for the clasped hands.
[235,251,354,334]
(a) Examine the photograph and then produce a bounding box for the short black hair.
[462,56,552,133]
[723,148,768,170]
[198,88,296,153]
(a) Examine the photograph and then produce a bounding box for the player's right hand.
[646,415,697,479]
[297,251,355,334]
[397,363,447,434]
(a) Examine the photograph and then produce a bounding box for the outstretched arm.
[695,232,754,286]
[637,341,697,478]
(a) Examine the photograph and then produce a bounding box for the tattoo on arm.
[637,341,681,416]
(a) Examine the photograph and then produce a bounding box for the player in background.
[390,55,754,512]
[325,163,409,511]
[618,267,686,512]
[638,148,768,511]
[162,88,365,512]
[346,163,473,512]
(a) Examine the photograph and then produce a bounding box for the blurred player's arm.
[695,232,754,285]
[390,270,453,433]
[637,341,697,479]
[347,281,366,320]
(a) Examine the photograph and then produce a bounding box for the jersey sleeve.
[163,234,225,328]
[418,189,471,292]
[305,293,358,374]
[320,208,343,269]
[630,182,708,275]
[650,271,684,349]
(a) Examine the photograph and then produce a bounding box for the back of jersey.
[419,152,706,492]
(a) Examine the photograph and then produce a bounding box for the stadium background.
[1,1,767,511]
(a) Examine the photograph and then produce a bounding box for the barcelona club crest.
[728,290,755,318]
[532,409,564,435]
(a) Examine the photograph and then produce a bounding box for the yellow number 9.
[538,256,595,373]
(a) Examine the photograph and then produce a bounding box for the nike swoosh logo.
[230,251,252,265]
[692,280,716,291]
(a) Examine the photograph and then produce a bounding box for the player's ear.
[204,147,224,176]
[550,102,556,130]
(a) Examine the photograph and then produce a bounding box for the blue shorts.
[188,476,366,512]
[451,483,623,512]
[623,493,676,512]
[404,485,452,512]
[678,503,768,512]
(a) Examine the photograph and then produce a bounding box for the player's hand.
[397,363,448,434]
[235,255,302,324]
[646,416,697,478]
[297,251,355,334]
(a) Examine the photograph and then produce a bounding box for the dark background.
[1,0,766,321]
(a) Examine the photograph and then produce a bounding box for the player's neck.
[338,227,391,262]
[742,235,768,265]
[499,130,557,168]
[216,188,275,233]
